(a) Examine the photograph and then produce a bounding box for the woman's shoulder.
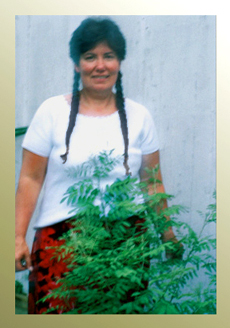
[35,94,70,115]
[40,94,69,107]
[29,95,70,126]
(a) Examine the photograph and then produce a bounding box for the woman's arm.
[15,149,48,271]
[139,151,182,257]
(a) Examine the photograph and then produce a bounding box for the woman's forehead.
[83,41,115,54]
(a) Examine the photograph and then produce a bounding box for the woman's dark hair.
[61,17,130,175]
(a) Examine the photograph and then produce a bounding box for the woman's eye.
[105,53,115,59]
[84,55,95,60]
[83,53,96,60]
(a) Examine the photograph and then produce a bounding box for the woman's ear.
[75,65,80,73]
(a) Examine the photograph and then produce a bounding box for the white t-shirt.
[22,95,159,228]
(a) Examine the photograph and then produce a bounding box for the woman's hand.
[140,151,184,260]
[15,150,48,272]
[15,235,32,271]
[162,229,184,260]
[165,238,184,260]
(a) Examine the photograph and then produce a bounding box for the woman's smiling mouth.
[92,75,109,79]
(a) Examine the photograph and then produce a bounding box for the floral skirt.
[28,216,149,314]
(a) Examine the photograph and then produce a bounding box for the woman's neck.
[79,89,117,116]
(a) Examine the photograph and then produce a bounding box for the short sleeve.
[22,99,54,157]
[139,108,159,154]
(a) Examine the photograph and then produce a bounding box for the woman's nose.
[95,57,106,70]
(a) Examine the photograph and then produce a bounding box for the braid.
[116,71,131,176]
[60,71,80,163]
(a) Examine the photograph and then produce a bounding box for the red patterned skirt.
[28,216,149,314]
[28,219,75,314]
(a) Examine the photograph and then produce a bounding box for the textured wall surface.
[15,15,216,291]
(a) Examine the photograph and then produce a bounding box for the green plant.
[40,150,216,314]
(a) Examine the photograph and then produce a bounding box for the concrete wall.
[15,15,216,291]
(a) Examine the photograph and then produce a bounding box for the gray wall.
[15,15,216,291]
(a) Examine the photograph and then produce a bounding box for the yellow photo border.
[1,1,229,327]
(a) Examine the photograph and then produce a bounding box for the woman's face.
[75,42,120,94]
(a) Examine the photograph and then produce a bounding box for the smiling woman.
[15,16,180,314]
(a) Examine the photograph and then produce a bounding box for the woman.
[15,17,180,314]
